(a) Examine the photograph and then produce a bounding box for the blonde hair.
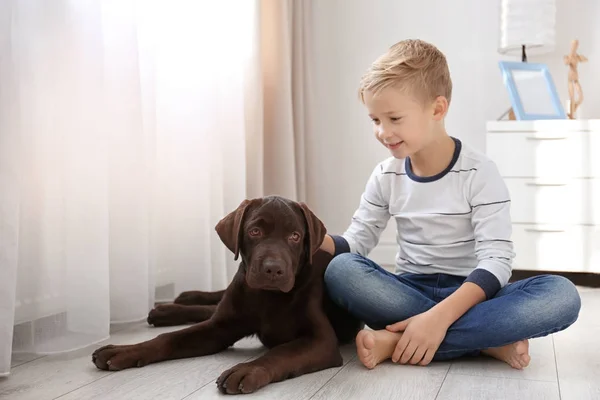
[358,39,452,105]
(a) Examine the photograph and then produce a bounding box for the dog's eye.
[248,228,261,237]
[289,232,301,242]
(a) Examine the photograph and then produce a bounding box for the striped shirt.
[331,137,514,299]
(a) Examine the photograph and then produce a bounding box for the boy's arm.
[427,282,486,328]
[319,234,336,255]
[431,160,514,324]
[320,164,392,257]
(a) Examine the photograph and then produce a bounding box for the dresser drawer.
[487,131,600,178]
[511,224,600,273]
[505,178,600,225]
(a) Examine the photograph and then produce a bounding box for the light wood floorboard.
[1,287,598,400]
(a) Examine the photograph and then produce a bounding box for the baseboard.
[511,270,600,288]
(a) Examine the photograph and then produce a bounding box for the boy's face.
[363,86,445,159]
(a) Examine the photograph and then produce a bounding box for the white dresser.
[486,120,600,274]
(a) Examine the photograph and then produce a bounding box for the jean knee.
[324,253,379,305]
[539,275,582,326]
[324,254,345,285]
[550,275,581,321]
[324,253,363,290]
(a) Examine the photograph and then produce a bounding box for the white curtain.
[0,0,311,376]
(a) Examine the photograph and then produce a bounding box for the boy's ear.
[432,96,448,120]
[434,96,450,121]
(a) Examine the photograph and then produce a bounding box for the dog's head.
[215,196,326,292]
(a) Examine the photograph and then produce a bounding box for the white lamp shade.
[499,0,556,56]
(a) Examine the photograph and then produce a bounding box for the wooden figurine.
[564,39,587,119]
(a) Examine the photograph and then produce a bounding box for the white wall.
[304,0,600,266]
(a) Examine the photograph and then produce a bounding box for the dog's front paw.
[216,363,271,394]
[92,343,155,371]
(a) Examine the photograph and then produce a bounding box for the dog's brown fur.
[92,196,362,395]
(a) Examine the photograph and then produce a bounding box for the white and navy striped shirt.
[332,137,514,299]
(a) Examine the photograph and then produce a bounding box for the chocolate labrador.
[91,196,362,395]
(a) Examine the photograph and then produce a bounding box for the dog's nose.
[262,259,285,277]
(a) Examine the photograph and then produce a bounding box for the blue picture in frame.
[498,61,567,120]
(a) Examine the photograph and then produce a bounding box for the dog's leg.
[147,304,217,327]
[146,289,224,326]
[173,290,225,305]
[216,336,342,395]
[92,314,251,371]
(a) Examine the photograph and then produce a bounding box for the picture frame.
[498,61,567,120]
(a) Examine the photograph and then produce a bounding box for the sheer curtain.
[0,0,312,376]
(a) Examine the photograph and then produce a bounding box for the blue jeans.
[324,253,581,361]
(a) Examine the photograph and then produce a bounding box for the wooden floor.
[2,286,599,400]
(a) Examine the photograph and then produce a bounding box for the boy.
[320,39,581,370]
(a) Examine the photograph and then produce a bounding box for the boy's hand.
[386,310,449,366]
[386,281,487,366]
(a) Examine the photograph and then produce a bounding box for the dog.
[92,196,363,395]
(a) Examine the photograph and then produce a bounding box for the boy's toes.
[519,353,531,368]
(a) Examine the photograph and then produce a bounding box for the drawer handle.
[525,228,565,233]
[525,136,567,140]
[525,182,567,186]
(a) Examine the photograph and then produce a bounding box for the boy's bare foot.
[481,340,531,369]
[356,329,402,369]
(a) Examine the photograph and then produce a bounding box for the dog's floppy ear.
[298,202,327,264]
[215,199,254,261]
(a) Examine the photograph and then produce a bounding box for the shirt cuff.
[331,235,351,257]
[464,268,501,299]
